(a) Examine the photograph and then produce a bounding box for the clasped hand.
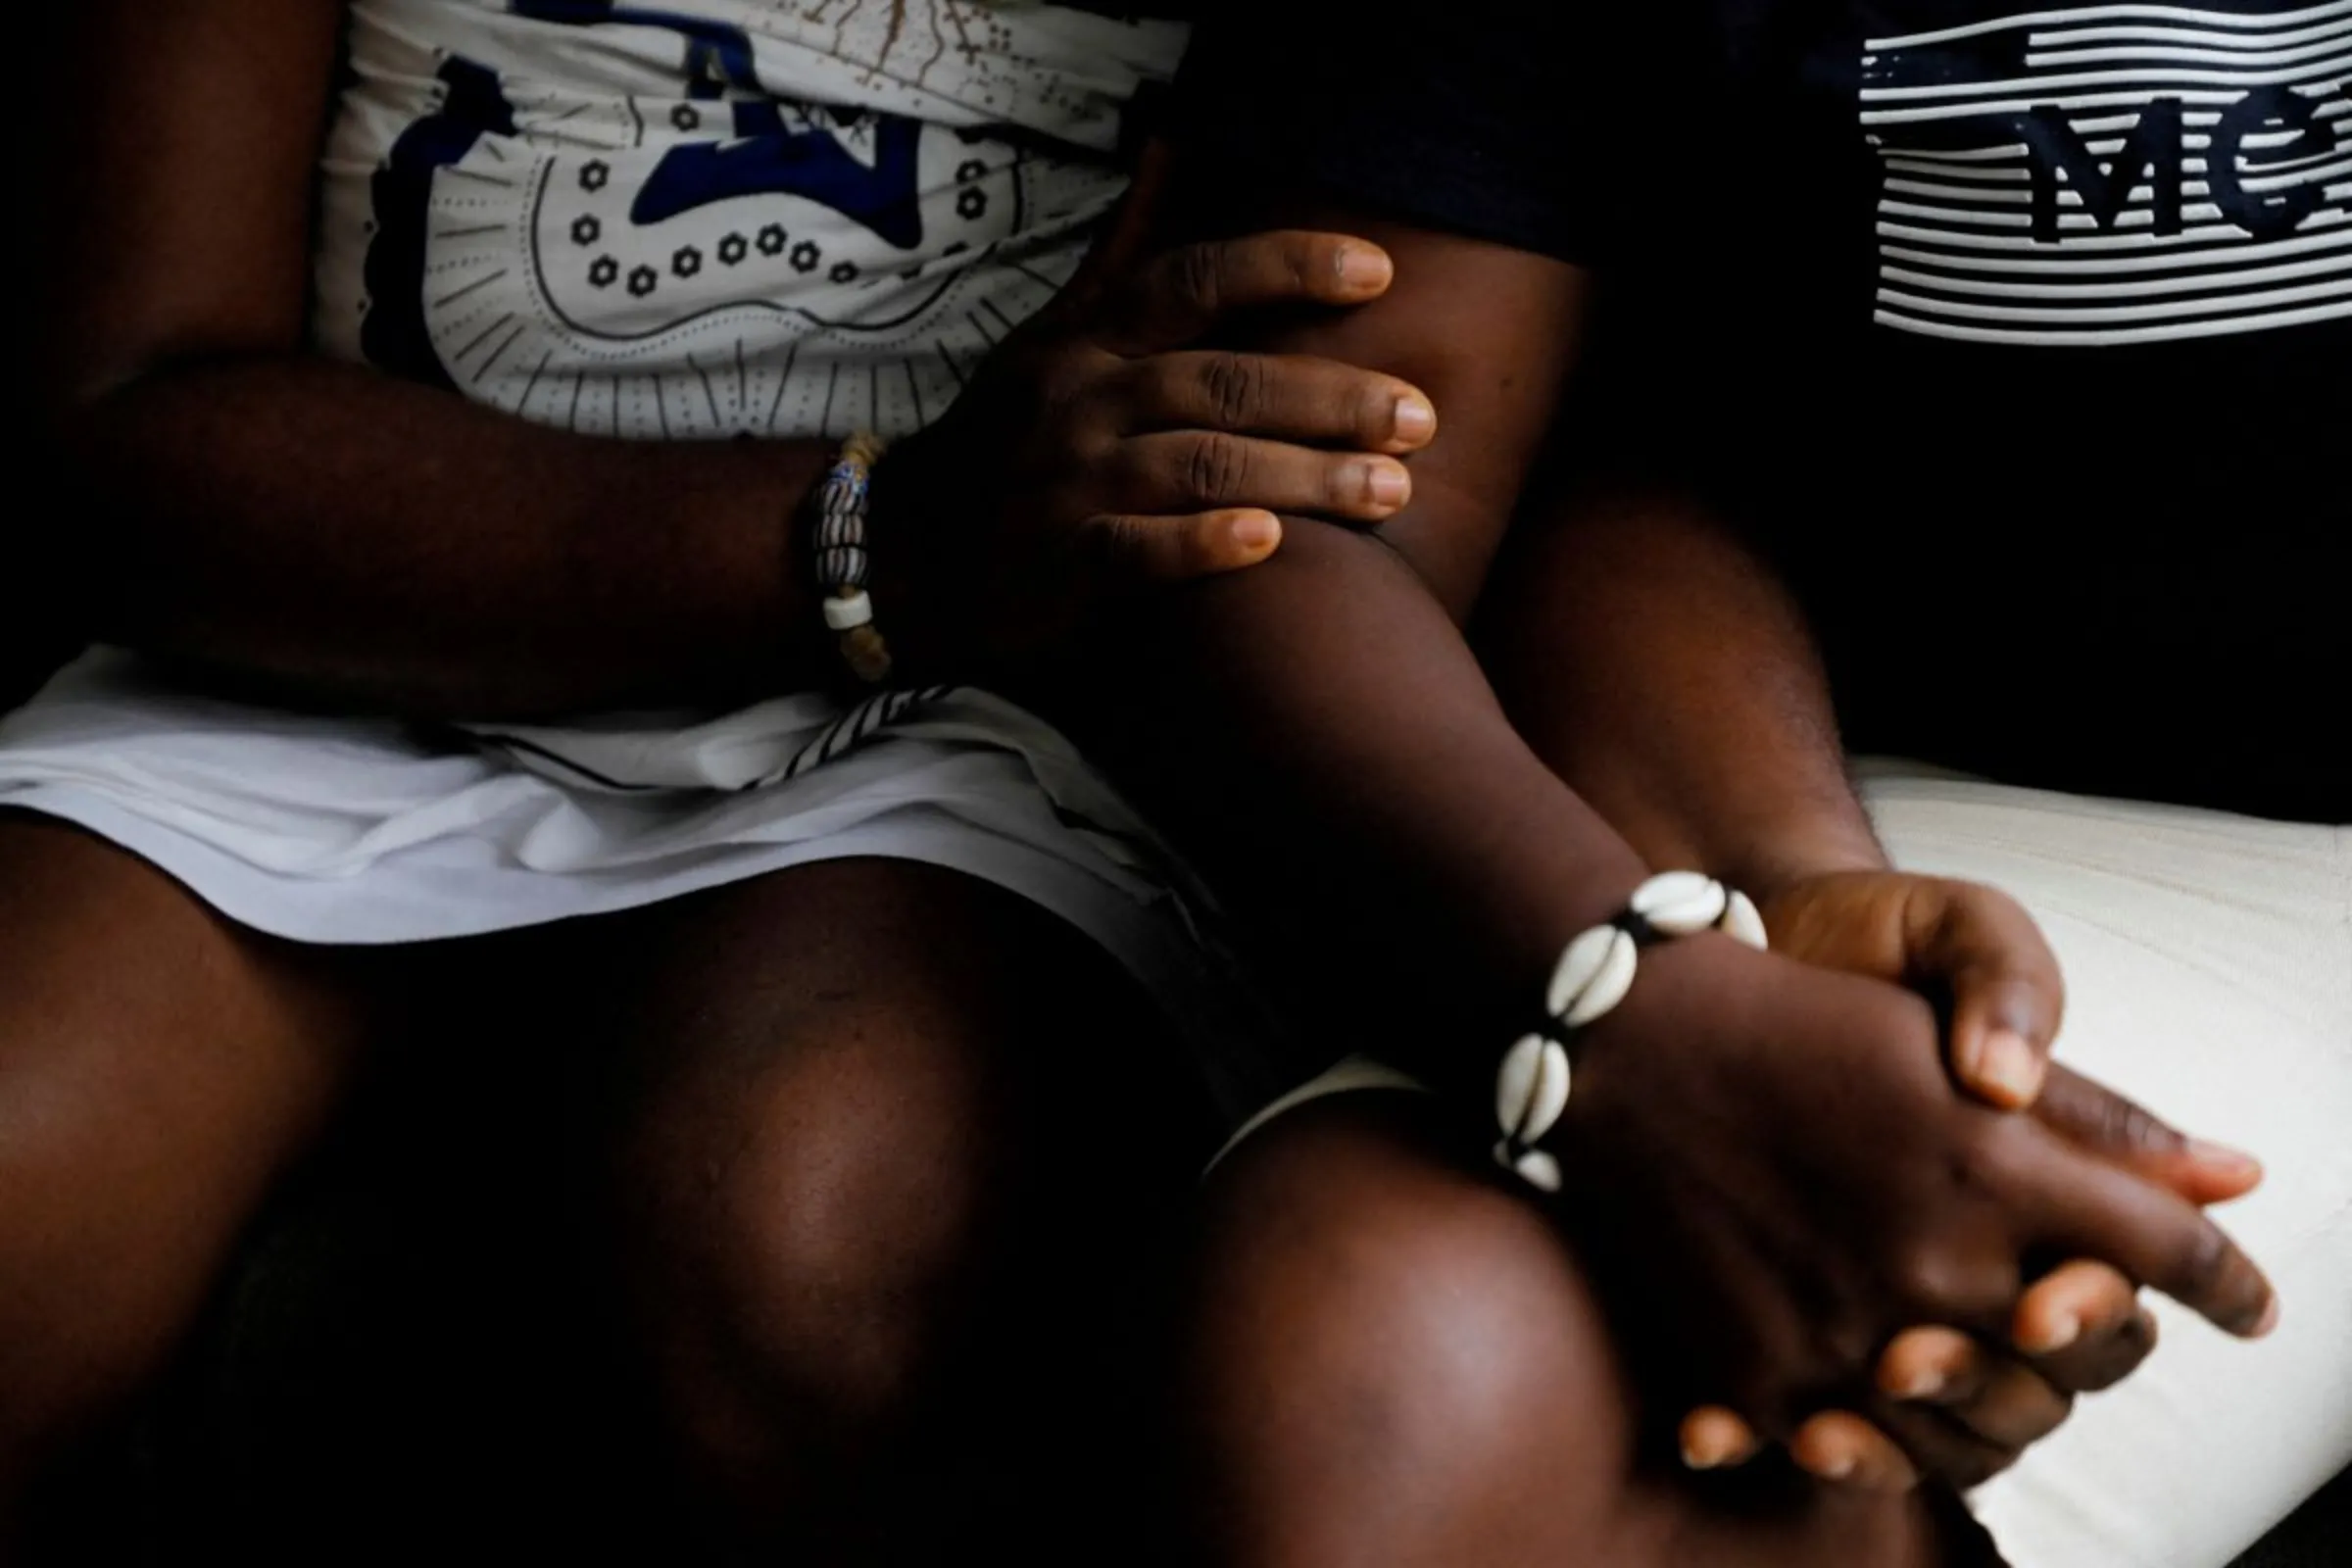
[1557,873,2275,1494]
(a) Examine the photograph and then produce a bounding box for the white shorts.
[1233,763,2352,1568]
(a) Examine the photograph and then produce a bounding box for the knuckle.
[1889,1241,1965,1312]
[1172,242,1224,317]
[1200,351,1266,428]
[1183,433,1250,504]
[1945,1121,2016,1198]
[1088,510,1151,564]
[1081,514,1136,570]
[1277,233,1320,292]
[1813,1311,1881,1379]
[1053,432,1117,504]
[2092,1089,2169,1152]
[2172,1220,2234,1299]
[2082,1318,2157,1389]
[1033,356,1101,426]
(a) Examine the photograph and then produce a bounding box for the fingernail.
[1357,461,1409,508]
[1814,1451,1857,1482]
[1392,395,1436,443]
[1953,1030,1990,1088]
[1979,1028,2045,1106]
[1683,1434,1756,1470]
[1895,1366,1945,1400]
[1228,512,1280,553]
[1336,244,1391,292]
[1679,1414,1755,1470]
[2187,1139,2263,1181]
[2027,1310,2081,1354]
[2248,1298,2280,1339]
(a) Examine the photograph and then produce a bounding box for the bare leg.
[1176,1095,1974,1567]
[0,816,384,1524]
[576,858,1206,1560]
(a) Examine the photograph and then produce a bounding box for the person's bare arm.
[1035,160,2274,1460]
[1480,471,2272,1488]
[30,0,834,717]
[28,1,1429,720]
[1484,492,1886,898]
[1053,198,1651,1082]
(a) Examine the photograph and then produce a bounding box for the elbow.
[44,328,290,433]
[29,336,292,649]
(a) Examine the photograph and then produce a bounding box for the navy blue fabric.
[1172,2,1613,262]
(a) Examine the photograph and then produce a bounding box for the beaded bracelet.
[809,432,893,685]
[1494,872,1769,1193]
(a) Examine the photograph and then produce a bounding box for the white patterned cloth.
[0,4,1312,1116]
[311,0,1186,439]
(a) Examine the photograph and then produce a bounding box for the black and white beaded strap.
[809,432,894,684]
[1494,872,1768,1193]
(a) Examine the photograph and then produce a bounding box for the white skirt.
[0,648,1298,1123]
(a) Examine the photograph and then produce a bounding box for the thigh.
[574,858,1210,1533]
[1863,775,2352,1568]
[1179,1094,1966,1568]
[0,813,383,1485]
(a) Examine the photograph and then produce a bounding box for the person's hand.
[1677,1104,2199,1493]
[1761,871,2263,1193]
[869,225,1434,677]
[1672,871,2268,1490]
[1546,933,2276,1494]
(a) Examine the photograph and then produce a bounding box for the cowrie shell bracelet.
[1494,872,1769,1192]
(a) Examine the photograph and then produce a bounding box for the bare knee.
[1179,1098,1638,1564]
[0,1101,220,1491]
[618,1016,1016,1497]
[0,819,369,1496]
[598,859,1194,1541]
[1182,1099,1968,1568]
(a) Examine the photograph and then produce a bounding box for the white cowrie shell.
[1633,870,1729,935]
[1496,1033,1548,1138]
[1562,928,1638,1027]
[1521,1039,1573,1144]
[1719,888,1769,951]
[1546,924,1622,1019]
[1514,1149,1564,1193]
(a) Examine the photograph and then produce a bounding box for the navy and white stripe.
[766,683,956,784]
[1861,2,2352,344]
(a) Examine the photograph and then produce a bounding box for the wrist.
[849,435,945,677]
[1690,780,1889,904]
[1489,871,1775,1193]
[1723,825,1889,906]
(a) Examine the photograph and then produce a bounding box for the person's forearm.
[53,355,836,719]
[1055,513,1651,1100]
[1016,189,1660,1088]
[1481,488,1887,899]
